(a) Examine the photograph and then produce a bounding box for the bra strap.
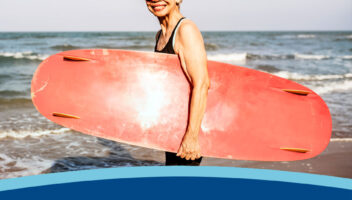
[172,17,185,48]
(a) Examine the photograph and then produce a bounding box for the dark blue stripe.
[1,167,352,191]
[1,177,351,199]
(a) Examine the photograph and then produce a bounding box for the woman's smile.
[151,4,167,12]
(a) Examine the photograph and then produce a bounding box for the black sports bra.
[154,17,185,54]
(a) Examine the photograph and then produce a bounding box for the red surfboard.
[31,49,331,161]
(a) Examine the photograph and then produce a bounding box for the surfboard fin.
[280,147,309,153]
[282,89,310,96]
[53,112,80,119]
[63,55,91,61]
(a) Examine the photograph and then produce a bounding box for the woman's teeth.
[153,5,166,11]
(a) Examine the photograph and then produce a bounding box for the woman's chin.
[153,12,168,17]
[149,8,170,17]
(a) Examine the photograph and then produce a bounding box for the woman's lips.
[152,5,166,12]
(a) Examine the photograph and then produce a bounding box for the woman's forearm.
[185,81,209,137]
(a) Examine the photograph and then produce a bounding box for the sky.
[0,0,351,31]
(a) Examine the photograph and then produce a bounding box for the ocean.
[0,31,351,179]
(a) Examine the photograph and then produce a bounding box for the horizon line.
[1,30,352,33]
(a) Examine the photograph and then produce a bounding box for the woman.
[146,0,210,166]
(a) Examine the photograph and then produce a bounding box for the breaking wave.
[310,80,352,95]
[297,34,316,38]
[208,52,247,63]
[0,51,48,61]
[0,127,71,139]
[273,71,352,81]
[273,71,352,94]
[294,53,330,60]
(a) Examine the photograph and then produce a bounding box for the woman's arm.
[174,21,210,160]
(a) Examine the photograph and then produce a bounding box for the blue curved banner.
[0,167,351,199]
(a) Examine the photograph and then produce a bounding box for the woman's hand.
[176,131,201,160]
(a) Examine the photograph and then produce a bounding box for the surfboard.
[31,49,332,161]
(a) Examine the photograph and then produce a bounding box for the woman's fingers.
[186,151,200,160]
[179,147,187,158]
[186,153,192,160]
[176,146,182,157]
[179,151,186,159]
[177,146,186,158]
[191,151,201,160]
[196,152,201,159]
[177,145,201,160]
[190,153,197,161]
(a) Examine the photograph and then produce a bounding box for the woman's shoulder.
[177,19,203,41]
[179,19,200,34]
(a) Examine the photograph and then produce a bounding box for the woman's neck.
[158,9,183,36]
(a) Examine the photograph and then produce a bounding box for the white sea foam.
[0,51,48,61]
[208,52,247,63]
[330,138,352,142]
[297,34,316,38]
[273,71,352,94]
[209,52,349,62]
[340,55,352,60]
[0,153,54,179]
[273,71,352,81]
[0,127,71,139]
[345,35,352,39]
[294,53,330,60]
[311,80,352,95]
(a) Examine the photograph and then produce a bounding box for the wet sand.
[128,140,352,179]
